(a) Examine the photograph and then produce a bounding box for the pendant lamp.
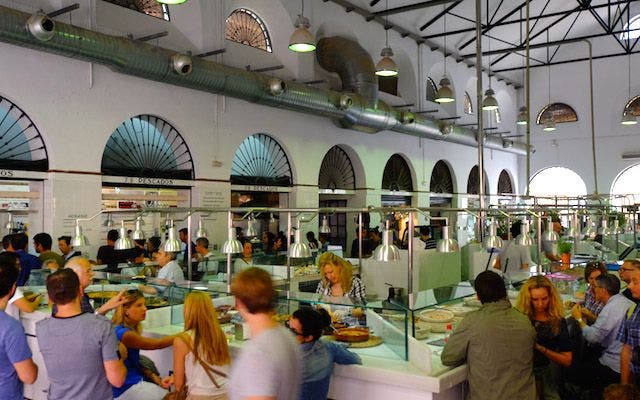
[482,38,499,111]
[71,219,88,247]
[196,218,208,239]
[115,221,135,250]
[319,215,331,234]
[515,220,534,246]
[622,49,637,125]
[132,216,145,240]
[482,218,503,250]
[435,9,454,103]
[437,225,459,253]
[516,106,528,125]
[375,0,398,77]
[288,0,316,52]
[289,220,311,258]
[373,220,401,261]
[541,220,559,242]
[156,0,187,4]
[162,220,182,252]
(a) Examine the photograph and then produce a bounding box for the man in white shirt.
[569,273,633,394]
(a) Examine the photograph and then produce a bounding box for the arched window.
[0,96,48,172]
[430,160,454,194]
[382,154,413,192]
[463,91,473,114]
[536,103,578,124]
[102,0,169,20]
[318,146,355,190]
[426,77,438,103]
[621,14,640,40]
[529,167,587,205]
[610,164,640,208]
[231,134,292,186]
[497,169,513,194]
[225,8,273,52]
[101,115,193,179]
[624,95,640,117]
[466,165,489,195]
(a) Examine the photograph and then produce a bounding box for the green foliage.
[557,240,572,254]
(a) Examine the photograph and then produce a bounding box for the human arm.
[327,342,362,365]
[14,358,37,384]
[12,295,41,313]
[621,344,632,384]
[120,329,176,350]
[172,335,189,391]
[104,359,127,388]
[96,289,134,316]
[534,342,572,367]
[441,318,470,367]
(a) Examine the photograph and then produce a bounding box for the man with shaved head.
[55,257,130,316]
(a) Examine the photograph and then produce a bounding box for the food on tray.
[87,291,119,300]
[420,309,455,323]
[351,308,365,318]
[145,297,169,308]
[333,327,370,343]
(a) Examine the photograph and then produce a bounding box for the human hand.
[160,375,173,389]
[98,289,135,315]
[570,304,582,320]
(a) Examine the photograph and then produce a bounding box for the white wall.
[0,0,523,255]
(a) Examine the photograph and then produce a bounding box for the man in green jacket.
[441,271,536,400]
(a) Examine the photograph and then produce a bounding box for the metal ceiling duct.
[0,5,530,155]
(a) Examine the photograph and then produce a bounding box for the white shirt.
[6,286,24,320]
[157,260,184,284]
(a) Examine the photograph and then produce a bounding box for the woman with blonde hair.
[171,291,230,399]
[516,275,572,400]
[315,252,366,299]
[111,290,177,399]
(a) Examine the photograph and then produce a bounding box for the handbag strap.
[178,334,227,389]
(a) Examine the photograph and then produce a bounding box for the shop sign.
[123,177,174,186]
[0,170,14,177]
[238,185,291,193]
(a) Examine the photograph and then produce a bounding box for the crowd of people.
[0,229,362,400]
[442,259,640,400]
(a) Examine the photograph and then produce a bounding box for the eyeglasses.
[284,320,302,336]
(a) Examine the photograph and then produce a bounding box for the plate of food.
[419,309,455,323]
[333,327,370,343]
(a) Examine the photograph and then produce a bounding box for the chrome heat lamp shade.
[482,218,503,250]
[196,219,208,239]
[515,221,534,246]
[437,225,459,253]
[319,215,331,234]
[582,218,596,240]
[289,228,311,258]
[162,222,182,252]
[115,222,134,250]
[373,227,400,262]
[598,219,611,236]
[132,217,145,240]
[71,221,88,247]
[222,228,243,254]
[541,220,559,242]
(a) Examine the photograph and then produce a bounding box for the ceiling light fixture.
[516,106,528,125]
[435,8,454,103]
[542,40,557,132]
[162,220,183,252]
[373,219,401,261]
[482,37,499,111]
[375,0,398,77]
[156,0,187,4]
[114,221,135,250]
[319,215,331,234]
[436,225,459,253]
[543,118,556,132]
[289,220,311,258]
[622,46,637,125]
[288,0,316,52]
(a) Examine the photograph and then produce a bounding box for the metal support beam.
[246,65,284,73]
[458,0,528,51]
[493,48,640,72]
[414,109,439,114]
[132,31,169,42]
[47,3,79,18]
[195,49,226,57]
[419,1,463,31]
[375,0,460,17]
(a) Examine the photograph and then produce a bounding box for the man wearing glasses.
[617,258,640,384]
[569,274,632,393]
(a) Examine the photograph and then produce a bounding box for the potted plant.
[557,240,572,265]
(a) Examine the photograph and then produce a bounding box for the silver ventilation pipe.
[0,5,530,155]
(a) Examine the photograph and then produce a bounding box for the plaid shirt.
[316,276,366,300]
[584,288,605,316]
[617,303,640,374]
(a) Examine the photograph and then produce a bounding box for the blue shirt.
[16,250,42,286]
[617,302,640,374]
[582,293,633,373]
[299,340,361,400]
[113,325,144,398]
[0,310,32,400]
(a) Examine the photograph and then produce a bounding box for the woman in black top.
[516,275,572,400]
